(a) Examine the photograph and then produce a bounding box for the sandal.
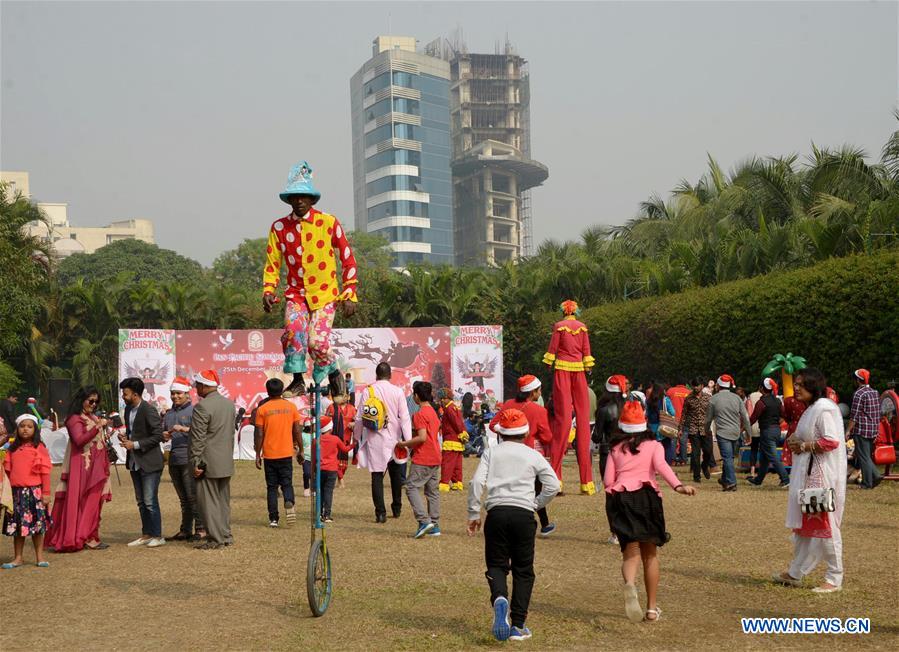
[84,542,110,550]
[2,562,23,569]
[645,607,662,622]
[36,561,50,568]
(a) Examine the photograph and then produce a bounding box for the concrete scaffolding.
[447,44,548,267]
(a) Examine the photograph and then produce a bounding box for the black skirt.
[605,484,671,551]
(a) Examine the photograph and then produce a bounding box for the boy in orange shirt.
[254,379,303,528]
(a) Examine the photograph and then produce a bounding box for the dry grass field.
[2,457,897,651]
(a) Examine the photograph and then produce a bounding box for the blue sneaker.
[509,626,532,641]
[413,522,436,539]
[426,524,442,537]
[539,523,556,537]
[492,596,511,641]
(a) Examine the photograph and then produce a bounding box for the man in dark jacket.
[163,376,204,541]
[0,392,18,435]
[747,378,789,487]
[119,377,166,547]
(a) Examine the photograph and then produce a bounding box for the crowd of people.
[0,361,896,639]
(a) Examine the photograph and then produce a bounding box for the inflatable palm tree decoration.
[762,353,808,398]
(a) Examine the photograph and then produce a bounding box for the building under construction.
[428,38,548,266]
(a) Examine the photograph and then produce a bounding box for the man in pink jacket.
[355,362,413,523]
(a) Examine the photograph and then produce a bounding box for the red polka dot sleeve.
[331,217,359,302]
[262,225,283,296]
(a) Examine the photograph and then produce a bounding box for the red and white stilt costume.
[543,301,596,494]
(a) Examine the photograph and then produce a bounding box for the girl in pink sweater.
[604,397,695,623]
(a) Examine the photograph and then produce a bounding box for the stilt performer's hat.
[170,376,191,393]
[763,378,779,394]
[605,375,628,396]
[854,369,870,384]
[494,409,529,436]
[716,374,735,388]
[518,375,541,393]
[618,398,647,433]
[280,160,321,204]
[560,300,579,316]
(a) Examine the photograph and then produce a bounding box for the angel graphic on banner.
[122,360,171,399]
[455,355,498,393]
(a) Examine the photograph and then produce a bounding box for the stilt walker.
[262,161,359,396]
[438,388,467,492]
[543,300,595,495]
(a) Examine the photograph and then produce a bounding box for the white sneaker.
[285,505,296,524]
[269,520,279,528]
[304,488,311,497]
[147,537,166,548]
[607,534,619,545]
[127,537,151,547]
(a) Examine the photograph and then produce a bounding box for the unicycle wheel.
[306,538,332,616]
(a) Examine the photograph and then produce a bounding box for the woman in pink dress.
[45,386,112,552]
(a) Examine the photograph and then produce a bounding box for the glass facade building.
[350,36,454,267]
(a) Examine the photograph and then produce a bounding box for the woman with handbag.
[773,368,846,593]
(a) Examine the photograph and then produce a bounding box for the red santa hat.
[716,374,735,388]
[763,377,779,394]
[319,416,333,433]
[193,369,220,387]
[605,374,628,396]
[494,408,529,436]
[618,399,647,434]
[518,375,541,393]
[170,376,192,393]
[854,368,870,384]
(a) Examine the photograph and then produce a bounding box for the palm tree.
[762,353,808,399]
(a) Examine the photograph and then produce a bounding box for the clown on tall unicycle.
[262,161,360,397]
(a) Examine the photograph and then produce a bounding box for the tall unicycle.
[306,383,332,617]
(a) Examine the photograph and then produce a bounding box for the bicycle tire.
[306,538,332,617]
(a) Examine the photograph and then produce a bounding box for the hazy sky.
[3,1,896,265]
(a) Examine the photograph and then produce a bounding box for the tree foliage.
[0,183,51,354]
[57,239,204,287]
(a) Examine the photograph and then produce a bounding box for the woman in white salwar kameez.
[773,368,847,593]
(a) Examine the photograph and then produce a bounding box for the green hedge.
[512,252,899,399]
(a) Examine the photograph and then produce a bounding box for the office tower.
[350,36,454,266]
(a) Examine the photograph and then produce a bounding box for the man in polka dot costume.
[262,161,359,396]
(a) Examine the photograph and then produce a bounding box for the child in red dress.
[2,415,52,569]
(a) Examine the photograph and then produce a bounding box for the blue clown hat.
[279,161,321,204]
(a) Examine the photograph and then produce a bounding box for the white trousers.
[788,526,843,587]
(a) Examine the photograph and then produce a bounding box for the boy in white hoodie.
[468,408,560,642]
